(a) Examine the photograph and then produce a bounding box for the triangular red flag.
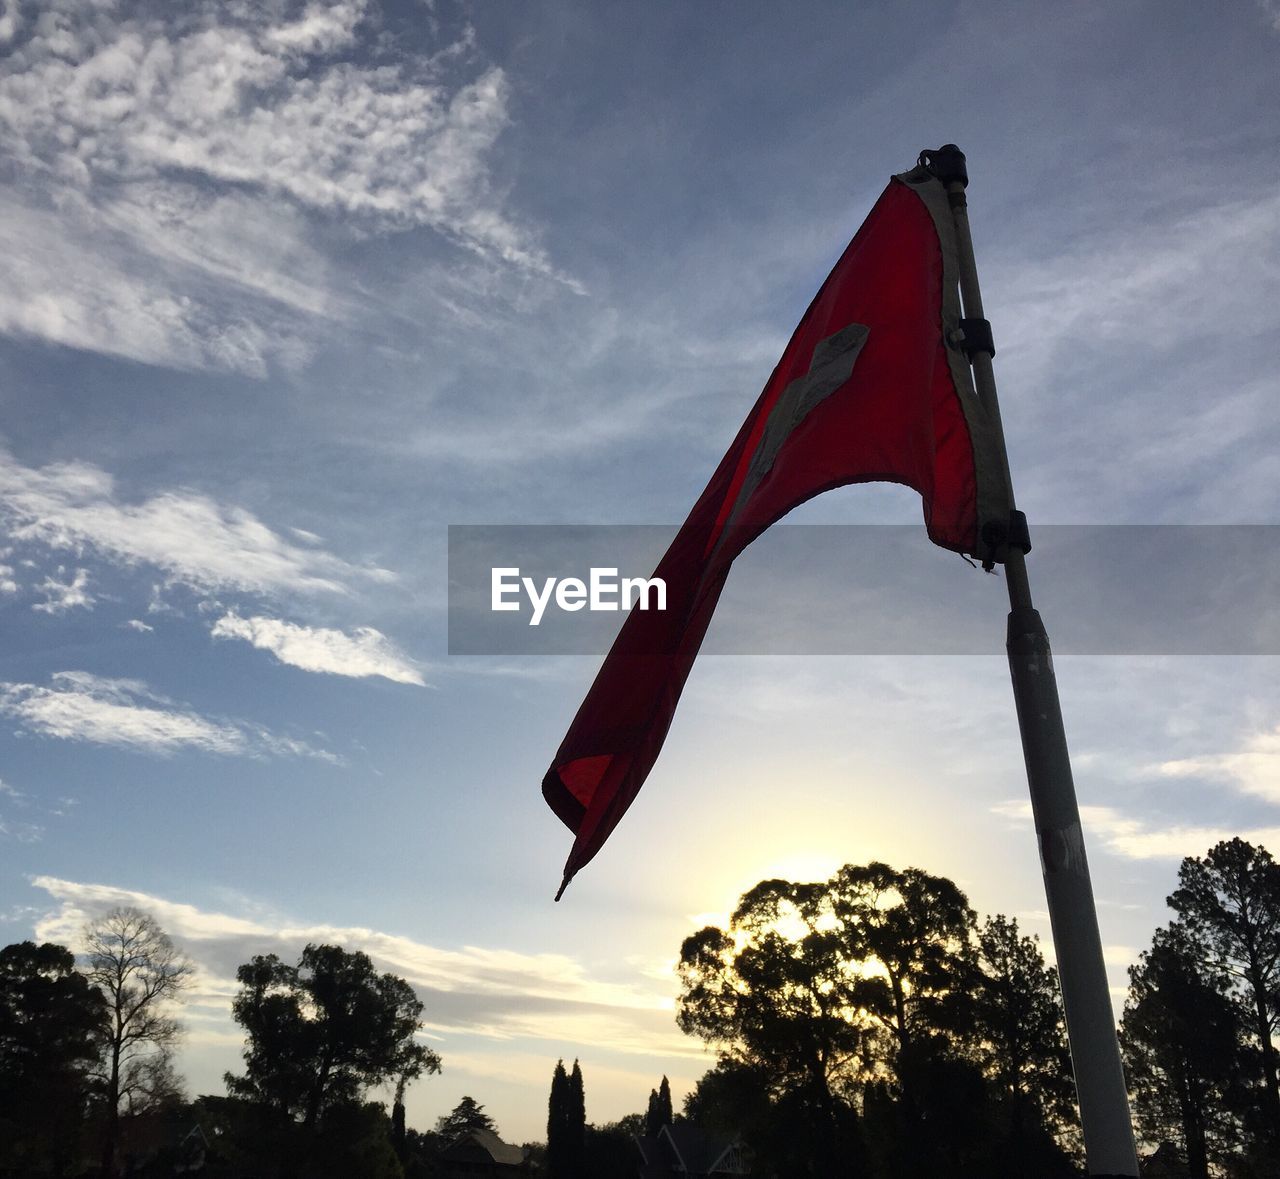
[543,163,1011,898]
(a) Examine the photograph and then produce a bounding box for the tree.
[827,863,977,1063]
[584,1120,643,1177]
[82,907,190,1179]
[645,1074,673,1136]
[0,940,107,1177]
[226,943,440,1133]
[547,1058,586,1178]
[1168,838,1280,1151]
[1121,925,1245,1178]
[391,1074,408,1157]
[435,1094,496,1139]
[678,863,1077,1177]
[678,878,870,1107]
[970,916,1075,1140]
[547,1059,571,1177]
[677,873,886,1176]
[568,1060,586,1177]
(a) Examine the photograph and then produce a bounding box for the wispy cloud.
[1255,0,1280,32]
[0,671,337,762]
[989,183,1280,521]
[0,449,391,596]
[32,566,93,614]
[30,876,694,1060]
[992,799,1280,862]
[211,612,425,686]
[1157,725,1280,805]
[0,0,571,372]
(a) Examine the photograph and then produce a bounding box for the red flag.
[543,163,1011,898]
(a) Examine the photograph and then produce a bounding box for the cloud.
[992,799,1280,862]
[211,612,425,686]
[0,0,572,371]
[32,566,93,614]
[121,618,154,633]
[0,448,391,596]
[1255,0,1280,32]
[0,775,41,842]
[1157,725,1280,806]
[29,876,695,1060]
[0,187,323,377]
[0,671,337,762]
[0,816,41,843]
[987,183,1280,521]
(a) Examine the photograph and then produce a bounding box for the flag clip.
[980,510,1031,571]
[958,317,995,359]
[917,144,968,189]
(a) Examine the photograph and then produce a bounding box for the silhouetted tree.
[0,940,106,1177]
[568,1060,586,1177]
[391,1074,408,1157]
[678,877,869,1109]
[82,907,190,1178]
[226,943,440,1135]
[1168,837,1280,1153]
[828,863,977,1067]
[679,870,914,1176]
[645,1074,673,1135]
[970,915,1075,1151]
[1121,925,1244,1177]
[584,1119,641,1176]
[435,1094,496,1139]
[545,1058,588,1177]
[547,1059,572,1178]
[679,864,1084,1177]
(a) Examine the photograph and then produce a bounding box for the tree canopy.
[546,1057,586,1178]
[1121,924,1244,1177]
[677,862,1075,1178]
[1168,836,1280,1156]
[83,906,190,1178]
[435,1094,495,1139]
[0,941,106,1176]
[226,942,440,1130]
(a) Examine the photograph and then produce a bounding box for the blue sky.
[1,0,1279,1144]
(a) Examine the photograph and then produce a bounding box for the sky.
[1,0,1279,1147]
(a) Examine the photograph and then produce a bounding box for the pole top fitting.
[919,144,968,188]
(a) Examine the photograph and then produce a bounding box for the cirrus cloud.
[0,448,392,597]
[211,612,425,686]
[0,0,574,372]
[0,670,338,763]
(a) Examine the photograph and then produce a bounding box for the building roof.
[441,1127,526,1166]
[636,1124,747,1176]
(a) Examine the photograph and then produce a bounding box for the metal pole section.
[926,146,1139,1178]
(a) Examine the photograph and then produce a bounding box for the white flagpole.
[921,144,1140,1178]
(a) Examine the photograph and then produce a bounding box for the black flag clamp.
[957,317,995,359]
[982,510,1032,571]
[919,143,968,206]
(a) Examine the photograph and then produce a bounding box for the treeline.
[674,840,1280,1179]
[5,838,1280,1178]
[0,911,438,1178]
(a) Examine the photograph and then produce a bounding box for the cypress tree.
[569,1059,586,1177]
[547,1059,570,1177]
[657,1075,673,1128]
[645,1076,673,1136]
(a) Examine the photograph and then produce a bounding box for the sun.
[755,852,844,886]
